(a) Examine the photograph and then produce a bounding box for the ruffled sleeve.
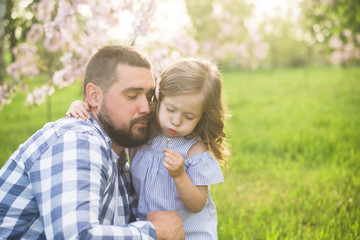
[184,151,224,186]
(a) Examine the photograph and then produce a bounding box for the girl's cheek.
[157,110,166,126]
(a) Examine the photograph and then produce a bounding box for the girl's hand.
[66,100,91,121]
[163,148,185,178]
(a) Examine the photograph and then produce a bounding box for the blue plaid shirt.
[0,116,156,239]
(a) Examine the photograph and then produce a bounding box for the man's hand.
[147,210,184,240]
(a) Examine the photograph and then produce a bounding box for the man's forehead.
[115,64,155,86]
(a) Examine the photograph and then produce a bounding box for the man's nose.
[138,96,151,114]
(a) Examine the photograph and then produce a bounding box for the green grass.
[0,80,83,161]
[214,67,360,239]
[0,67,359,239]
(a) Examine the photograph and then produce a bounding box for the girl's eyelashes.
[166,107,175,112]
[165,105,197,120]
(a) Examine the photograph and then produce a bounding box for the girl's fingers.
[83,102,91,111]
[77,110,89,121]
[163,161,171,171]
[70,112,79,119]
[163,148,176,157]
[66,110,81,119]
[82,102,91,119]
[83,110,91,120]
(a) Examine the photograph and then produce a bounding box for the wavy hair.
[155,58,231,166]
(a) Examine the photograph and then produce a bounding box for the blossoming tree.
[184,0,269,69]
[1,0,198,111]
[300,0,360,65]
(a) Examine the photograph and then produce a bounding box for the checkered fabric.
[0,115,156,239]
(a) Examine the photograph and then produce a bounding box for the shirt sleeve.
[184,151,224,186]
[28,131,156,239]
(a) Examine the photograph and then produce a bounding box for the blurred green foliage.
[301,0,360,45]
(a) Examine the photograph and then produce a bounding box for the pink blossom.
[26,85,55,105]
[220,22,235,36]
[343,29,352,40]
[36,0,55,22]
[52,66,77,89]
[328,33,360,64]
[330,50,343,65]
[7,62,20,80]
[355,49,360,59]
[329,35,342,49]
[228,43,249,59]
[60,53,73,65]
[253,41,269,61]
[54,1,75,28]
[8,43,40,79]
[131,0,156,41]
[0,85,13,110]
[27,24,44,43]
[121,0,134,11]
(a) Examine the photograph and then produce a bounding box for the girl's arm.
[163,141,208,213]
[66,100,91,121]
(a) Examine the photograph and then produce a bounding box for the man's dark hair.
[83,45,151,98]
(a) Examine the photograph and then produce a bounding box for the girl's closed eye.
[166,107,175,112]
[185,115,195,120]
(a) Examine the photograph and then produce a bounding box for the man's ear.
[86,83,102,107]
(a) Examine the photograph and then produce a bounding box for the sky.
[246,0,292,18]
[106,0,302,45]
[151,0,191,41]
[153,0,300,39]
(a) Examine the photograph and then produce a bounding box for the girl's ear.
[86,83,102,108]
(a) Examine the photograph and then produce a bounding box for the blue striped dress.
[130,134,224,239]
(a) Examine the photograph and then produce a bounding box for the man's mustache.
[130,114,151,125]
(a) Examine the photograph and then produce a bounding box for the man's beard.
[97,103,149,148]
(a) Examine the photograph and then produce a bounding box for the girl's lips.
[167,128,177,135]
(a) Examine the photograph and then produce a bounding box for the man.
[0,45,184,239]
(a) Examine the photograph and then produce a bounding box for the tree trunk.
[0,0,5,85]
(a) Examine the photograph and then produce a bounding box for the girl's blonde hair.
[156,58,231,166]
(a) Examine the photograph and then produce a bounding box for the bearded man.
[0,45,184,240]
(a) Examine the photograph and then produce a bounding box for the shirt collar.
[118,150,129,169]
[88,112,112,145]
[89,111,128,169]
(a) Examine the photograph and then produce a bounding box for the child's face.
[157,93,204,138]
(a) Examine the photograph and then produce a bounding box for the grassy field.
[0,67,359,239]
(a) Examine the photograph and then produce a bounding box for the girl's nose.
[171,113,182,127]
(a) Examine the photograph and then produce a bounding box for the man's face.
[97,64,155,148]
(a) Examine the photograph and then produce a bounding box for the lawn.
[0,67,359,239]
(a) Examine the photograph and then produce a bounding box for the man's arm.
[29,131,157,239]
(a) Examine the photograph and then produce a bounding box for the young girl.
[67,58,231,239]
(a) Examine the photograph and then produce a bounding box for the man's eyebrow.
[122,87,144,92]
[122,88,155,96]
[123,86,155,91]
